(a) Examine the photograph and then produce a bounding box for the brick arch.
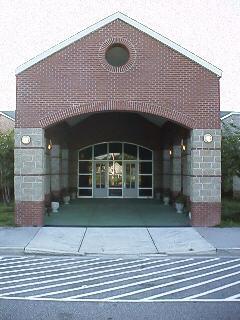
[39,100,196,129]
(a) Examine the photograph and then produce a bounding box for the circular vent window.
[105,43,130,67]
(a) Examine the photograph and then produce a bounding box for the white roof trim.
[0,112,15,121]
[221,112,240,120]
[15,12,222,77]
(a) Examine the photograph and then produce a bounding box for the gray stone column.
[45,141,51,204]
[171,145,182,197]
[190,129,221,226]
[61,149,69,190]
[154,148,161,193]
[182,138,191,198]
[162,149,170,191]
[69,150,78,191]
[14,128,46,226]
[50,145,61,195]
[233,176,240,198]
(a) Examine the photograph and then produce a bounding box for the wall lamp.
[47,139,53,150]
[203,133,213,143]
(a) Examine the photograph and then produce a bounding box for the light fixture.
[203,133,213,143]
[47,139,53,150]
[169,149,172,156]
[182,145,186,151]
[21,135,31,145]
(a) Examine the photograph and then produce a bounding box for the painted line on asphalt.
[29,258,218,299]
[225,292,240,301]
[0,257,157,290]
[106,261,240,301]
[0,258,125,282]
[0,257,91,272]
[81,259,239,301]
[1,258,192,297]
[0,258,153,285]
[142,271,240,300]
[0,258,120,280]
[0,256,57,267]
[0,296,239,303]
[182,280,240,300]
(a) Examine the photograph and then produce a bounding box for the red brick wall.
[191,202,221,227]
[15,201,44,226]
[16,20,220,129]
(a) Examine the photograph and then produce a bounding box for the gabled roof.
[15,12,222,77]
[221,111,240,120]
[0,111,15,121]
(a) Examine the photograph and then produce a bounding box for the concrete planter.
[70,192,76,200]
[63,195,70,205]
[175,202,184,213]
[51,201,60,213]
[163,196,170,205]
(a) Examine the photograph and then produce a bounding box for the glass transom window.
[78,142,153,198]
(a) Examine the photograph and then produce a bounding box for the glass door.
[123,162,138,198]
[93,162,108,197]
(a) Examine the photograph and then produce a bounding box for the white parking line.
[225,292,240,301]
[142,271,240,300]
[0,257,55,267]
[0,258,126,282]
[0,257,157,290]
[182,280,240,300]
[28,258,218,299]
[104,262,240,301]
[0,257,88,272]
[73,259,240,300]
[1,258,192,297]
[0,296,239,303]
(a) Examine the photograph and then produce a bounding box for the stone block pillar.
[61,149,69,190]
[233,176,240,199]
[162,149,170,192]
[50,145,61,196]
[182,138,191,199]
[190,129,221,226]
[171,145,182,198]
[14,128,46,226]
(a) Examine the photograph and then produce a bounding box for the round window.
[105,43,130,67]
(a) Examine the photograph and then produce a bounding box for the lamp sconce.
[47,139,53,150]
[21,135,31,145]
[181,138,186,151]
[169,149,172,156]
[203,133,213,143]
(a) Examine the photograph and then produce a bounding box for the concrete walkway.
[1,226,238,256]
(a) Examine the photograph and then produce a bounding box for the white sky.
[0,0,240,111]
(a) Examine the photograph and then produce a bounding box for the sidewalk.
[0,227,239,256]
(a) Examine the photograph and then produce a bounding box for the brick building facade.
[15,12,222,227]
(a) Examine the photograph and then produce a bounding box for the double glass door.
[93,161,137,198]
[78,142,153,198]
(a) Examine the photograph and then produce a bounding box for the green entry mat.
[44,199,190,227]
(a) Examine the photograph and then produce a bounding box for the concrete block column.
[233,176,240,198]
[14,128,46,226]
[171,145,182,197]
[162,149,170,191]
[50,145,61,195]
[182,138,191,198]
[190,129,221,226]
[45,141,51,205]
[61,149,69,190]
